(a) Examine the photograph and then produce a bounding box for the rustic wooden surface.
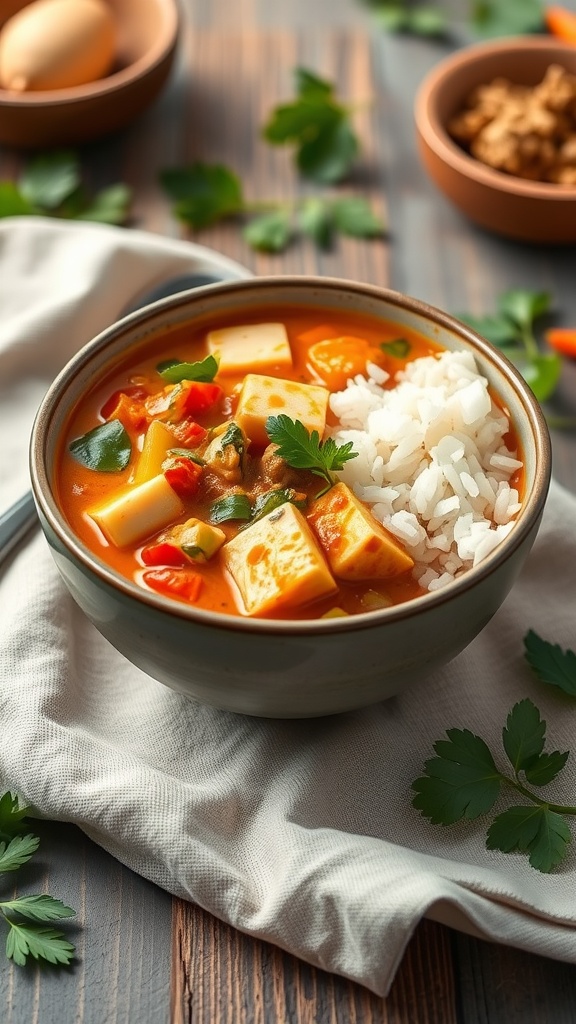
[2,0,576,1021]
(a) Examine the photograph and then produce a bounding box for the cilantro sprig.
[265,414,357,497]
[0,151,131,225]
[0,793,76,967]
[412,631,576,872]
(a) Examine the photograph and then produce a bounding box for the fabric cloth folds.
[1,217,576,997]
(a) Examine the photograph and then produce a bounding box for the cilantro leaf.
[380,338,410,358]
[521,353,563,402]
[298,198,335,249]
[263,67,360,183]
[5,923,75,967]
[69,419,132,473]
[524,750,570,787]
[18,151,80,210]
[0,835,40,873]
[486,806,571,873]
[524,629,576,698]
[0,895,76,923]
[457,313,519,348]
[160,164,244,229]
[331,197,386,238]
[497,289,552,331]
[502,699,545,774]
[158,354,219,383]
[471,0,545,37]
[265,414,357,495]
[0,792,30,842]
[244,209,293,252]
[412,728,502,824]
[79,183,132,225]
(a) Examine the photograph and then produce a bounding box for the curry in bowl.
[56,304,524,622]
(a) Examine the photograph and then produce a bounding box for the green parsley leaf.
[521,353,563,402]
[263,67,360,184]
[0,835,40,874]
[502,699,545,774]
[209,494,252,524]
[0,182,35,217]
[5,923,75,967]
[0,895,76,923]
[486,806,571,873]
[69,419,132,472]
[18,151,80,210]
[244,209,293,252]
[0,793,30,843]
[523,750,570,788]
[380,337,410,358]
[160,164,244,230]
[412,728,501,825]
[79,183,133,225]
[374,3,409,32]
[524,629,576,698]
[298,198,335,249]
[158,354,219,383]
[265,414,357,495]
[457,313,519,348]
[405,5,447,35]
[498,289,552,332]
[471,0,545,38]
[331,197,386,238]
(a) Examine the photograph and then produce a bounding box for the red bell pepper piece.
[141,541,190,567]
[100,386,148,420]
[170,417,208,446]
[143,568,203,602]
[163,456,203,498]
[182,381,222,416]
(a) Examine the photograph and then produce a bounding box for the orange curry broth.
[56,305,523,620]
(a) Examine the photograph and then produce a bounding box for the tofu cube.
[223,502,337,616]
[89,474,184,548]
[235,374,329,448]
[207,322,293,375]
[308,482,414,580]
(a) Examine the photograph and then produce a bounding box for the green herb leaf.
[0,835,40,874]
[524,629,576,698]
[502,699,546,774]
[209,494,252,524]
[0,793,30,843]
[523,750,570,787]
[79,183,132,225]
[69,419,132,472]
[263,67,359,183]
[248,488,307,526]
[158,354,219,383]
[298,198,335,249]
[457,313,519,348]
[0,895,76,923]
[521,353,563,402]
[405,5,447,35]
[374,3,409,32]
[486,806,571,873]
[0,182,35,217]
[331,197,386,238]
[498,289,552,331]
[18,151,80,210]
[167,448,205,466]
[265,414,357,494]
[471,0,545,38]
[244,209,293,252]
[412,728,502,825]
[160,164,244,229]
[380,337,410,358]
[6,923,75,967]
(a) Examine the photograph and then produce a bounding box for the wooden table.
[2,1,576,1020]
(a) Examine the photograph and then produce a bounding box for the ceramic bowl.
[30,276,551,718]
[414,36,576,244]
[0,0,180,148]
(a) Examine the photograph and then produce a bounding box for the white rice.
[329,349,523,592]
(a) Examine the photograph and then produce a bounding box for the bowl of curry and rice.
[30,276,550,717]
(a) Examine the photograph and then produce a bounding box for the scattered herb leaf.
[524,629,576,698]
[158,354,219,383]
[266,414,357,496]
[244,488,307,528]
[412,695,575,873]
[243,208,293,252]
[159,164,244,229]
[381,337,411,358]
[470,0,545,37]
[69,419,132,472]
[362,0,448,36]
[0,792,76,967]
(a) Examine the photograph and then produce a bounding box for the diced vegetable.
[133,420,176,484]
[545,327,576,359]
[235,374,329,447]
[141,541,190,567]
[307,336,381,390]
[170,417,208,446]
[223,502,337,616]
[100,386,148,421]
[308,482,414,580]
[169,518,226,561]
[162,456,203,499]
[545,4,576,42]
[203,421,247,481]
[207,322,293,374]
[145,380,222,421]
[143,568,203,602]
[89,473,184,547]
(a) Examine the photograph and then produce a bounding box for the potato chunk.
[132,420,175,485]
[308,482,414,580]
[207,322,293,375]
[235,374,329,448]
[89,474,184,548]
[223,502,337,616]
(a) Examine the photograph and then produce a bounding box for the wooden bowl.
[0,0,180,148]
[414,36,576,244]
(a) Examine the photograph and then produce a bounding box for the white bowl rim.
[30,274,552,638]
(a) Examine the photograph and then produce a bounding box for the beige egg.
[0,0,117,92]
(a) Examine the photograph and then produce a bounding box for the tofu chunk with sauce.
[207,322,293,375]
[308,482,414,580]
[235,374,329,448]
[223,502,337,616]
[89,474,184,548]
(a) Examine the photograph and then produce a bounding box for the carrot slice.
[545,5,576,42]
[545,327,576,358]
[308,336,383,391]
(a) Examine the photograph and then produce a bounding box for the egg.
[0,0,117,92]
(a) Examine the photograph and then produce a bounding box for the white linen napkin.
[1,217,576,997]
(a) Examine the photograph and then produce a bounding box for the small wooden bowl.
[0,0,180,148]
[414,36,576,244]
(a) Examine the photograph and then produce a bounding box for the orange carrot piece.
[545,5,576,42]
[545,327,576,358]
[308,336,383,390]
